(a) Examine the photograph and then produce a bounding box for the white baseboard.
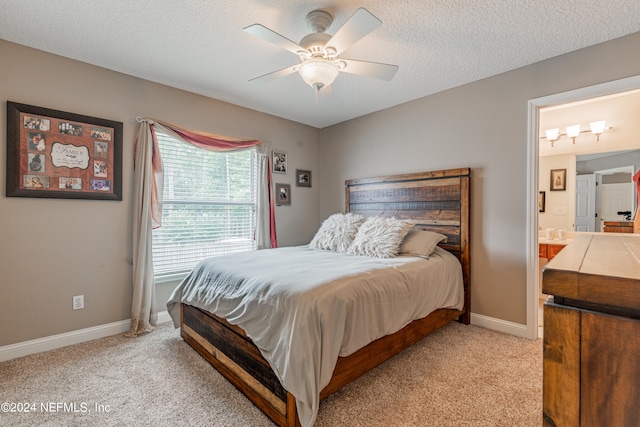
[1,311,527,363]
[157,310,172,325]
[0,311,172,363]
[470,312,531,339]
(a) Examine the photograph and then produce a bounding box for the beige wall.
[0,41,320,346]
[319,32,640,325]
[539,154,573,231]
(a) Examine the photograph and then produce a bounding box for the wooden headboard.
[345,167,471,323]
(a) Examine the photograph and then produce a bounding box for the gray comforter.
[167,245,463,426]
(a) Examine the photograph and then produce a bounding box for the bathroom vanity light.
[541,120,612,146]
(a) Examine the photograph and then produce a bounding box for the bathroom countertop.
[539,238,572,245]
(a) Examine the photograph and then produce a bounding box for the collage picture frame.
[6,101,123,200]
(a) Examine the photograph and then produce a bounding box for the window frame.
[152,132,258,283]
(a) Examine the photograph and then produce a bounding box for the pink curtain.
[128,117,277,337]
[142,118,276,245]
[156,119,263,151]
[633,171,640,233]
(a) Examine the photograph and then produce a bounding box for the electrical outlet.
[73,295,84,310]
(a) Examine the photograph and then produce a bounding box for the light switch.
[553,207,567,215]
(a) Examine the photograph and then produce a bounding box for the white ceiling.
[1,0,639,129]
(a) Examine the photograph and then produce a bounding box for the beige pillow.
[398,230,447,258]
[309,213,365,252]
[347,217,416,258]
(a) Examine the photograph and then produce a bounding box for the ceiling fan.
[243,8,398,92]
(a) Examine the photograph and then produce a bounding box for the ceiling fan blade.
[243,24,305,56]
[326,8,382,55]
[339,59,398,81]
[248,64,298,84]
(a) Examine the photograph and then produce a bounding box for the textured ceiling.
[1,0,639,128]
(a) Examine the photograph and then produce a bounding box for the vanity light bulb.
[545,129,559,140]
[566,124,581,143]
[545,129,560,146]
[566,124,581,138]
[590,120,607,141]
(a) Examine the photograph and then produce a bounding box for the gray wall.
[0,40,320,346]
[2,31,640,347]
[319,32,640,325]
[577,150,640,174]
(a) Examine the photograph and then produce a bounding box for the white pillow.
[347,217,416,258]
[309,213,365,252]
[398,230,447,258]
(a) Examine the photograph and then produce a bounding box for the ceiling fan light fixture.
[244,8,398,92]
[324,46,337,58]
[298,58,339,91]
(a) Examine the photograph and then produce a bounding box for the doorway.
[595,166,635,231]
[527,75,640,340]
[569,157,637,232]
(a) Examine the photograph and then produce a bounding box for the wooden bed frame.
[179,167,471,427]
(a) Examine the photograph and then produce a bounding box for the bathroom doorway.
[527,75,640,339]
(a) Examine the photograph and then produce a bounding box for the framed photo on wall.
[539,191,545,212]
[275,183,291,205]
[5,101,123,200]
[296,169,311,187]
[550,169,566,191]
[272,150,287,174]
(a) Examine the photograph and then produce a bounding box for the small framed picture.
[275,183,291,206]
[296,169,311,187]
[272,150,287,174]
[539,191,545,212]
[550,169,566,191]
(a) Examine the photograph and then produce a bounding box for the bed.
[167,167,471,427]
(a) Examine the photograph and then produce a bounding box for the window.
[152,130,257,282]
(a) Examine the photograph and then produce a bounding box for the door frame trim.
[526,75,640,339]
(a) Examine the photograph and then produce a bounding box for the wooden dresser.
[542,234,640,426]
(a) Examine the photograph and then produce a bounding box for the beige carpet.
[0,321,542,426]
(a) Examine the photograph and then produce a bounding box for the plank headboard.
[345,167,471,323]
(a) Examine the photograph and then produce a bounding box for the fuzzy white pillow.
[309,213,366,252]
[398,230,447,258]
[347,217,416,258]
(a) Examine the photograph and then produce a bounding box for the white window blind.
[152,130,257,282]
